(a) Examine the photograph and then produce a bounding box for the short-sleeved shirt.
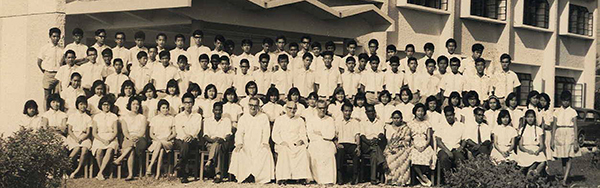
[64,42,88,60]
[190,68,214,90]
[233,73,254,97]
[151,64,179,91]
[440,73,465,97]
[105,73,129,95]
[262,102,284,122]
[204,117,233,139]
[315,67,341,97]
[292,69,315,97]
[174,112,203,140]
[553,107,577,126]
[61,86,85,112]
[492,125,517,147]
[150,115,174,140]
[170,48,188,65]
[67,111,93,135]
[129,64,153,91]
[120,114,147,137]
[335,118,360,144]
[223,102,243,122]
[112,46,130,65]
[128,46,148,67]
[492,70,520,98]
[187,45,211,68]
[383,70,404,95]
[464,122,492,143]
[271,69,293,94]
[419,72,441,97]
[56,65,80,90]
[38,43,63,72]
[79,62,107,89]
[252,69,273,95]
[360,69,384,92]
[360,118,385,139]
[341,71,361,97]
[42,110,67,128]
[212,70,233,94]
[91,43,110,64]
[464,73,491,101]
[434,120,465,150]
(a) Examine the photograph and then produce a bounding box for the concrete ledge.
[66,0,192,15]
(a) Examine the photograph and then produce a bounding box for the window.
[523,0,549,28]
[515,73,533,106]
[471,0,507,20]
[408,0,449,10]
[568,5,593,36]
[555,76,575,107]
[585,112,595,122]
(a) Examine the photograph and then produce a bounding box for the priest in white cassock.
[306,100,337,184]
[272,101,312,185]
[228,97,275,183]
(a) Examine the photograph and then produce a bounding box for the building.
[0,0,596,135]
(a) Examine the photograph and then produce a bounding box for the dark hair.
[69,72,82,87]
[412,103,427,117]
[223,87,239,103]
[126,96,143,114]
[115,31,126,39]
[119,80,136,97]
[369,55,380,63]
[474,58,486,65]
[358,53,370,61]
[437,55,448,64]
[159,51,170,59]
[166,79,180,96]
[539,93,551,110]
[407,57,418,64]
[181,92,195,104]
[157,99,170,110]
[500,53,512,61]
[322,51,334,58]
[445,38,457,47]
[399,87,413,103]
[449,91,462,107]
[425,96,441,113]
[425,58,436,66]
[95,29,106,36]
[330,87,346,103]
[378,90,392,103]
[91,80,107,95]
[486,96,501,110]
[87,47,97,56]
[368,39,379,46]
[347,40,357,47]
[266,87,280,102]
[278,54,289,62]
[204,84,217,99]
[187,83,201,97]
[288,42,298,49]
[245,81,258,96]
[113,58,124,66]
[287,87,301,101]
[497,109,511,125]
[443,106,455,115]
[526,90,540,107]
[137,51,148,59]
[213,101,224,110]
[524,109,537,125]
[259,53,270,62]
[192,30,203,37]
[156,33,167,40]
[353,92,367,106]
[472,43,484,52]
[178,55,188,63]
[311,42,321,49]
[174,34,185,42]
[341,102,354,112]
[473,107,485,116]
[23,100,39,115]
[214,35,225,43]
[262,37,274,45]
[346,57,356,63]
[465,90,481,107]
[386,44,397,52]
[559,90,572,102]
[325,41,335,49]
[405,44,415,51]
[307,92,319,101]
[449,57,461,66]
[72,28,83,36]
[141,83,158,100]
[301,35,312,42]
[98,96,114,112]
[225,40,235,48]
[75,96,88,111]
[505,92,518,107]
[101,48,112,57]
[424,42,434,51]
[391,110,403,120]
[241,39,253,47]
[302,52,313,60]
[199,54,209,61]
[64,50,76,58]
[134,31,145,39]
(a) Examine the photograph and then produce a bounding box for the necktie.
[477,124,482,144]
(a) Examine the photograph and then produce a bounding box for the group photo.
[1,0,600,188]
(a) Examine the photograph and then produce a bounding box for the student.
[442,38,460,60]
[239,81,262,115]
[227,40,237,56]
[19,100,48,129]
[384,110,411,186]
[425,95,443,129]
[464,58,491,102]
[233,59,255,98]
[341,40,359,73]
[139,84,159,119]
[447,91,463,118]
[359,104,386,184]
[64,28,88,65]
[271,54,293,97]
[324,41,343,71]
[552,91,579,186]
[435,55,449,79]
[375,90,395,124]
[306,100,336,184]
[287,87,306,114]
[222,87,243,127]
[66,96,92,178]
[461,43,484,77]
[485,96,502,128]
[440,57,465,99]
[61,72,85,112]
[229,97,275,184]
[200,84,218,118]
[418,43,435,74]
[341,57,361,99]
[187,83,203,114]
[539,92,554,160]
[254,37,276,71]
[357,53,370,73]
[253,53,273,95]
[146,99,176,179]
[113,96,148,181]
[298,35,312,57]
[129,51,152,91]
[90,96,119,180]
[101,48,116,76]
[190,54,213,90]
[396,88,415,121]
[403,57,422,100]
[105,58,129,95]
[164,79,182,115]
[151,51,178,92]
[328,87,348,121]
[203,101,233,183]
[173,93,202,183]
[173,55,191,94]
[287,42,303,75]
[78,48,106,94]
[460,90,480,124]
[383,56,404,99]
[170,34,188,66]
[129,31,147,68]
[492,54,520,102]
[233,39,255,72]
[155,33,168,56]
[491,109,517,163]
[187,30,211,68]
[435,106,467,184]
[114,80,136,116]
[262,87,285,123]
[505,92,524,129]
[292,53,316,98]
[334,102,361,185]
[112,32,130,69]
[310,42,323,72]
[148,46,159,66]
[91,29,110,64]
[274,35,290,58]
[418,59,441,103]
[384,44,398,71]
[272,101,311,185]
[464,107,492,157]
[57,50,80,92]
[409,103,436,186]
[302,92,320,120]
[400,44,416,72]
[360,55,384,104]
[367,39,383,71]
[351,92,368,121]
[210,54,221,72]
[316,51,342,100]
[516,110,547,178]
[87,80,106,115]
[43,94,68,136]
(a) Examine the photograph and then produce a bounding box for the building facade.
[0,0,596,135]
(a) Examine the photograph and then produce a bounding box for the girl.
[351,92,368,121]
[61,72,85,112]
[164,79,181,115]
[147,99,176,179]
[328,87,348,121]
[141,83,159,119]
[200,84,218,118]
[539,93,554,161]
[375,90,395,124]
[114,96,148,180]
[448,91,463,122]
[526,90,542,126]
[460,91,480,124]
[262,87,284,123]
[42,94,68,137]
[408,103,436,186]
[19,100,48,129]
[425,96,443,129]
[302,92,319,119]
[395,88,414,122]
[287,87,306,114]
[187,83,203,113]
[240,81,262,114]
[222,87,243,128]
[485,95,502,128]
[490,110,517,163]
[90,96,119,180]
[384,110,411,186]
[115,80,136,116]
[66,96,93,178]
[505,92,524,130]
[88,80,107,115]
[552,91,579,186]
[516,110,546,178]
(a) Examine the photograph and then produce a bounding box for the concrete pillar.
[0,0,66,136]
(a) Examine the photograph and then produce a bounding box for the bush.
[444,155,555,188]
[0,126,70,188]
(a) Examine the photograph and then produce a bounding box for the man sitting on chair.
[203,102,233,183]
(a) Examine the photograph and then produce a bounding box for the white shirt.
[434,120,465,150]
[360,69,384,92]
[170,47,188,65]
[64,42,88,60]
[105,73,129,95]
[174,111,203,140]
[176,69,192,93]
[419,72,441,98]
[271,69,293,94]
[292,69,316,97]
[91,43,110,64]
[262,102,285,122]
[492,70,520,98]
[129,64,153,91]
[383,70,404,95]
[232,53,255,72]
[464,122,492,143]
[42,109,67,128]
[417,56,432,74]
[233,72,254,97]
[60,86,85,112]
[78,62,107,89]
[38,43,63,72]
[403,70,422,93]
[128,46,148,67]
[120,114,147,137]
[341,54,359,72]
[340,71,361,97]
[360,118,385,139]
[440,72,465,97]
[460,57,477,77]
[190,67,214,90]
[151,64,179,91]
[112,46,130,65]
[223,102,243,122]
[315,67,341,97]
[252,69,273,95]
[553,107,577,126]
[187,45,212,68]
[56,65,79,90]
[149,115,174,140]
[204,117,233,139]
[464,73,491,101]
[335,118,360,144]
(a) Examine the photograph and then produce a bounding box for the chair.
[173,149,200,179]
[199,150,210,181]
[145,150,175,177]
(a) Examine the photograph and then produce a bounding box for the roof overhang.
[66,0,192,15]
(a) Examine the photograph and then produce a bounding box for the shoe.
[370,180,379,185]
[213,177,222,184]
[180,177,189,183]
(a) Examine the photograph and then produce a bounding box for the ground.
[66,148,600,188]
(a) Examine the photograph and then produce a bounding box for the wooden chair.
[145,150,175,177]
[173,149,200,179]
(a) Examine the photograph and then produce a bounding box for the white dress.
[65,111,93,150]
[148,115,174,152]
[516,125,546,167]
[142,98,159,119]
[306,115,337,184]
[490,125,517,163]
[262,102,284,123]
[87,95,102,115]
[90,112,119,155]
[61,86,85,112]
[228,113,275,183]
[223,102,243,123]
[18,115,45,129]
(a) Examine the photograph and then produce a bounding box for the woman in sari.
[384,110,412,186]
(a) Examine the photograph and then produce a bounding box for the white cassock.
[228,113,275,183]
[306,115,337,184]
[272,115,312,181]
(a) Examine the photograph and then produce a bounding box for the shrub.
[444,155,555,188]
[0,126,70,188]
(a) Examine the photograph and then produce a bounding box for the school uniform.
[375,103,397,124]
[223,102,243,124]
[492,70,520,99]
[233,72,254,97]
[232,52,255,72]
[485,109,500,129]
[112,46,130,65]
[360,69,384,103]
[176,69,192,94]
[210,49,229,59]
[88,95,102,115]
[440,72,465,98]
[491,125,517,163]
[174,111,203,176]
[19,115,45,129]
[552,107,578,158]
[91,111,119,155]
[403,70,422,94]
[334,117,361,182]
[252,69,273,95]
[292,69,316,97]
[507,108,524,130]
[170,47,188,65]
[464,73,491,102]
[129,64,153,91]
[262,102,285,123]
[187,45,211,68]
[383,69,404,97]
[56,64,80,91]
[190,67,214,91]
[434,120,466,174]
[61,86,85,112]
[104,72,129,95]
[459,57,477,77]
[399,57,414,73]
[396,102,415,122]
[368,54,385,71]
[271,69,293,95]
[42,109,67,132]
[120,113,148,154]
[91,43,110,64]
[316,67,341,98]
[417,56,432,74]
[79,62,107,89]
[150,64,179,91]
[418,72,441,100]
[142,98,159,119]
[128,46,147,67]
[516,125,546,167]
[66,111,93,150]
[254,51,277,70]
[38,42,64,90]
[341,70,361,98]
[148,115,175,152]
[203,116,233,176]
[341,54,359,72]
[163,94,182,116]
[464,121,493,156]
[359,118,386,181]
[114,96,131,116]
[64,42,88,61]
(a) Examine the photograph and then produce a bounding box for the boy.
[419,59,441,102]
[190,54,213,90]
[400,44,415,72]
[101,48,116,76]
[403,57,422,101]
[225,40,235,56]
[174,93,203,183]
[341,57,361,99]
[254,37,275,71]
[274,36,290,58]
[63,28,88,65]
[418,42,435,74]
[234,39,255,73]
[383,44,398,71]
[105,58,129,95]
[129,31,147,68]
[272,54,293,97]
[367,39,383,71]
[56,50,80,91]
[310,42,323,72]
[170,34,188,66]
[461,43,484,77]
[298,35,312,57]
[293,53,316,97]
[151,51,179,92]
[155,33,168,55]
[233,59,255,98]
[175,55,192,93]
[464,58,491,102]
[463,107,492,156]
[492,54,520,103]
[316,51,341,99]
[356,53,370,73]
[359,104,386,185]
[383,56,404,99]
[360,55,385,104]
[78,48,107,94]
[252,53,274,95]
[211,35,228,57]
[91,29,110,65]
[324,41,343,71]
[341,40,358,73]
[334,102,361,185]
[442,38,460,60]
[129,51,153,91]
[203,101,233,183]
[112,32,130,69]
[435,55,449,79]
[435,106,467,184]
[440,57,465,99]
[214,56,234,96]
[187,30,211,68]
[288,42,302,75]
[148,46,159,67]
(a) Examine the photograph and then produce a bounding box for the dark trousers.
[467,140,492,157]
[336,143,360,183]
[437,148,466,183]
[174,139,199,177]
[205,140,232,176]
[360,140,386,181]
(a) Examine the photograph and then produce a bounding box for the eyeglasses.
[476,113,485,116]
